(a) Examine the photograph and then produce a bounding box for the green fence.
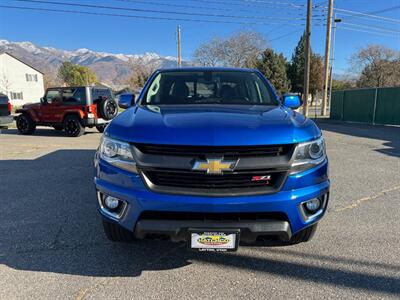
[330,87,400,125]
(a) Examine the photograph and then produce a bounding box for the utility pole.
[321,0,334,116]
[303,0,312,116]
[177,26,182,67]
[329,16,341,105]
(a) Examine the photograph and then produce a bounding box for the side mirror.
[118,93,135,109]
[40,97,47,104]
[282,94,302,109]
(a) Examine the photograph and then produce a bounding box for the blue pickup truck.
[94,67,329,251]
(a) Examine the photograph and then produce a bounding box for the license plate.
[189,230,239,252]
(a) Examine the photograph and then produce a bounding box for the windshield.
[143,71,277,106]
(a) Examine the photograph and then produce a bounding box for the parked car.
[0,93,12,126]
[94,67,329,251]
[15,86,118,137]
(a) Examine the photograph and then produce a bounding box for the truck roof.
[157,67,258,73]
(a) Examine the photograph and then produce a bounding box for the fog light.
[305,198,321,212]
[104,196,120,210]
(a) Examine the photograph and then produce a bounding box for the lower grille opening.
[144,234,170,241]
[139,211,288,222]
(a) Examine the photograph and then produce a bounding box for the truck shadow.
[0,149,399,296]
[315,119,400,158]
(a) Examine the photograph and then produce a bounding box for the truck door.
[41,89,62,123]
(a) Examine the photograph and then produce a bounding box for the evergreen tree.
[287,33,324,100]
[254,48,290,95]
[287,33,306,94]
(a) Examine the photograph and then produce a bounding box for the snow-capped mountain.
[0,39,184,86]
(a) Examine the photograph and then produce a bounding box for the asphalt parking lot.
[0,121,399,299]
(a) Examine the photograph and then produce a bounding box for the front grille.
[141,168,287,195]
[135,143,294,158]
[134,143,294,196]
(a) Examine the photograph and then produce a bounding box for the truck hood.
[106,105,320,146]
[22,102,40,109]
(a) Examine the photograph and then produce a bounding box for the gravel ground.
[0,121,399,300]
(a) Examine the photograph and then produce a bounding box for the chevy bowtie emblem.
[192,158,238,174]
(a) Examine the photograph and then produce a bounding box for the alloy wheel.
[66,119,79,135]
[17,117,28,132]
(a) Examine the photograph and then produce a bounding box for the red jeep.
[15,86,118,137]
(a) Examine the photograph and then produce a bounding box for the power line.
[342,5,400,21]
[0,4,307,26]
[116,0,261,13]
[341,22,400,34]
[191,0,304,10]
[115,0,303,15]
[269,29,303,42]
[338,26,400,38]
[12,0,315,21]
[334,7,400,24]
[367,5,400,15]
[237,0,304,8]
[115,0,325,18]
[5,1,398,40]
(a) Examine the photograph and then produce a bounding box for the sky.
[0,0,399,75]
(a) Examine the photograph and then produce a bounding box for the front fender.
[15,108,40,122]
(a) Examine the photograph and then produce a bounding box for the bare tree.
[350,44,400,88]
[194,31,267,68]
[43,74,61,89]
[193,38,224,67]
[128,59,157,90]
[309,54,324,104]
[0,73,12,96]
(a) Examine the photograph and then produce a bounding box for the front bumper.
[0,115,13,125]
[85,117,108,127]
[94,157,329,240]
[134,219,292,242]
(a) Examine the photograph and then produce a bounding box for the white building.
[0,52,44,106]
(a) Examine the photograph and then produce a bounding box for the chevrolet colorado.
[94,68,329,251]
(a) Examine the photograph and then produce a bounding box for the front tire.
[16,113,36,135]
[64,115,84,137]
[102,220,135,243]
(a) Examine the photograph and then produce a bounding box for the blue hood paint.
[106,104,320,146]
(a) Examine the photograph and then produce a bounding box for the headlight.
[291,136,326,174]
[99,136,138,173]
